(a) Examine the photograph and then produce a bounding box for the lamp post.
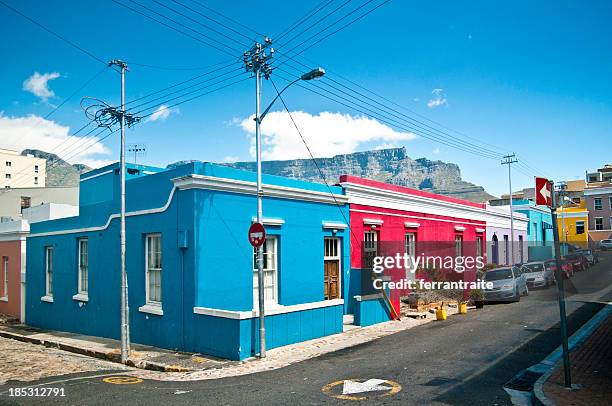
[244,40,325,358]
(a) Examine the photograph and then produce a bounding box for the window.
[594,198,602,210]
[20,196,31,214]
[1,256,8,299]
[595,218,604,231]
[34,165,39,173]
[45,247,54,297]
[476,236,483,260]
[34,177,38,185]
[5,161,11,167]
[576,221,585,234]
[363,231,378,269]
[455,235,463,258]
[253,236,277,307]
[5,174,10,180]
[78,238,88,295]
[145,234,162,304]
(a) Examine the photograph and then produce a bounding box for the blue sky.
[1,0,611,196]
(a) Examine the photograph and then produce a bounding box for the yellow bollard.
[459,303,467,315]
[435,307,446,321]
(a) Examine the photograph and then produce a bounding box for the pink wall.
[0,240,23,319]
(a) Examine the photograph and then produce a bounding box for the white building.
[0,149,46,189]
[0,186,78,222]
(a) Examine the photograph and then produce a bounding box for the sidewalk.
[0,304,461,381]
[539,311,612,405]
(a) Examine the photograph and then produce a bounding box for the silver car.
[521,262,554,288]
[598,239,612,250]
[483,266,529,302]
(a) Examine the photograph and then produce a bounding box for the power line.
[44,65,110,119]
[127,58,235,71]
[170,0,257,43]
[182,0,264,39]
[0,0,107,65]
[110,0,239,57]
[150,0,249,48]
[273,0,337,43]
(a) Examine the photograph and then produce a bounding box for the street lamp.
[250,62,325,358]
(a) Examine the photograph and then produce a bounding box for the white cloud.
[427,88,448,108]
[239,111,416,160]
[148,105,179,122]
[222,156,239,163]
[0,112,111,168]
[23,72,61,102]
[432,147,440,155]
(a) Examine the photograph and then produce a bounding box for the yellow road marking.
[102,376,144,385]
[321,379,402,401]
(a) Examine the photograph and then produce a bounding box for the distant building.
[584,164,612,243]
[556,200,589,247]
[0,186,78,222]
[484,205,529,265]
[0,149,46,189]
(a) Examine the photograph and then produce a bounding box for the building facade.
[584,164,612,243]
[556,201,589,247]
[0,220,28,321]
[339,175,489,325]
[484,205,529,265]
[25,162,350,360]
[0,186,78,222]
[0,149,46,189]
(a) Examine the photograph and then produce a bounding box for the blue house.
[25,162,350,360]
[509,199,554,260]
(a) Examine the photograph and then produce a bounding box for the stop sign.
[248,222,266,248]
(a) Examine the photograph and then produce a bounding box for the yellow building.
[556,200,589,246]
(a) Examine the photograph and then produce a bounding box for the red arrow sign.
[535,177,552,207]
[248,222,266,248]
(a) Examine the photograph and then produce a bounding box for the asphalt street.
[1,252,611,406]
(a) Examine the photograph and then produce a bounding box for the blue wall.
[513,200,554,245]
[26,162,350,360]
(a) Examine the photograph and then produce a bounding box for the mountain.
[21,149,91,187]
[222,148,496,202]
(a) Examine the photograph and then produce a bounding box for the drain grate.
[504,369,543,392]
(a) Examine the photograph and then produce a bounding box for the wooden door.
[324,260,340,300]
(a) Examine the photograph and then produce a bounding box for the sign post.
[248,222,266,248]
[539,177,572,388]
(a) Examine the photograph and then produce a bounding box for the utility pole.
[109,59,131,364]
[243,38,273,358]
[550,180,572,388]
[502,153,518,265]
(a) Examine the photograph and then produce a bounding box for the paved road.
[1,252,611,405]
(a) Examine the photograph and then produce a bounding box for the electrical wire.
[183,0,264,39]
[110,0,239,57]
[127,58,236,71]
[0,0,107,66]
[273,0,337,43]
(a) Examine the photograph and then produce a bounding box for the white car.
[598,239,612,250]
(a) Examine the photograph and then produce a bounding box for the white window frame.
[77,238,88,295]
[405,232,417,278]
[609,196,612,210]
[45,246,54,297]
[324,237,342,299]
[145,234,162,305]
[594,198,602,210]
[253,236,278,308]
[1,256,8,300]
[5,174,11,180]
[455,235,463,258]
[594,217,603,231]
[34,164,39,173]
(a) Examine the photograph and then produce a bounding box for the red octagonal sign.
[248,222,266,248]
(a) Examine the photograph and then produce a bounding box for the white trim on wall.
[363,218,384,226]
[404,222,420,228]
[79,169,114,183]
[251,217,285,226]
[193,298,344,320]
[174,174,348,205]
[322,221,348,229]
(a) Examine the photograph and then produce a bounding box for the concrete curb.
[0,328,188,373]
[532,302,612,405]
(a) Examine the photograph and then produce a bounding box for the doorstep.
[0,323,234,373]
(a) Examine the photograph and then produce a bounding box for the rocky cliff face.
[224,148,496,202]
[21,149,91,187]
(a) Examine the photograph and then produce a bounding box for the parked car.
[564,252,589,272]
[544,259,573,279]
[576,249,598,265]
[482,266,528,302]
[521,262,555,288]
[598,239,612,250]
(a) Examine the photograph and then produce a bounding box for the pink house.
[339,175,488,321]
[0,220,28,322]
